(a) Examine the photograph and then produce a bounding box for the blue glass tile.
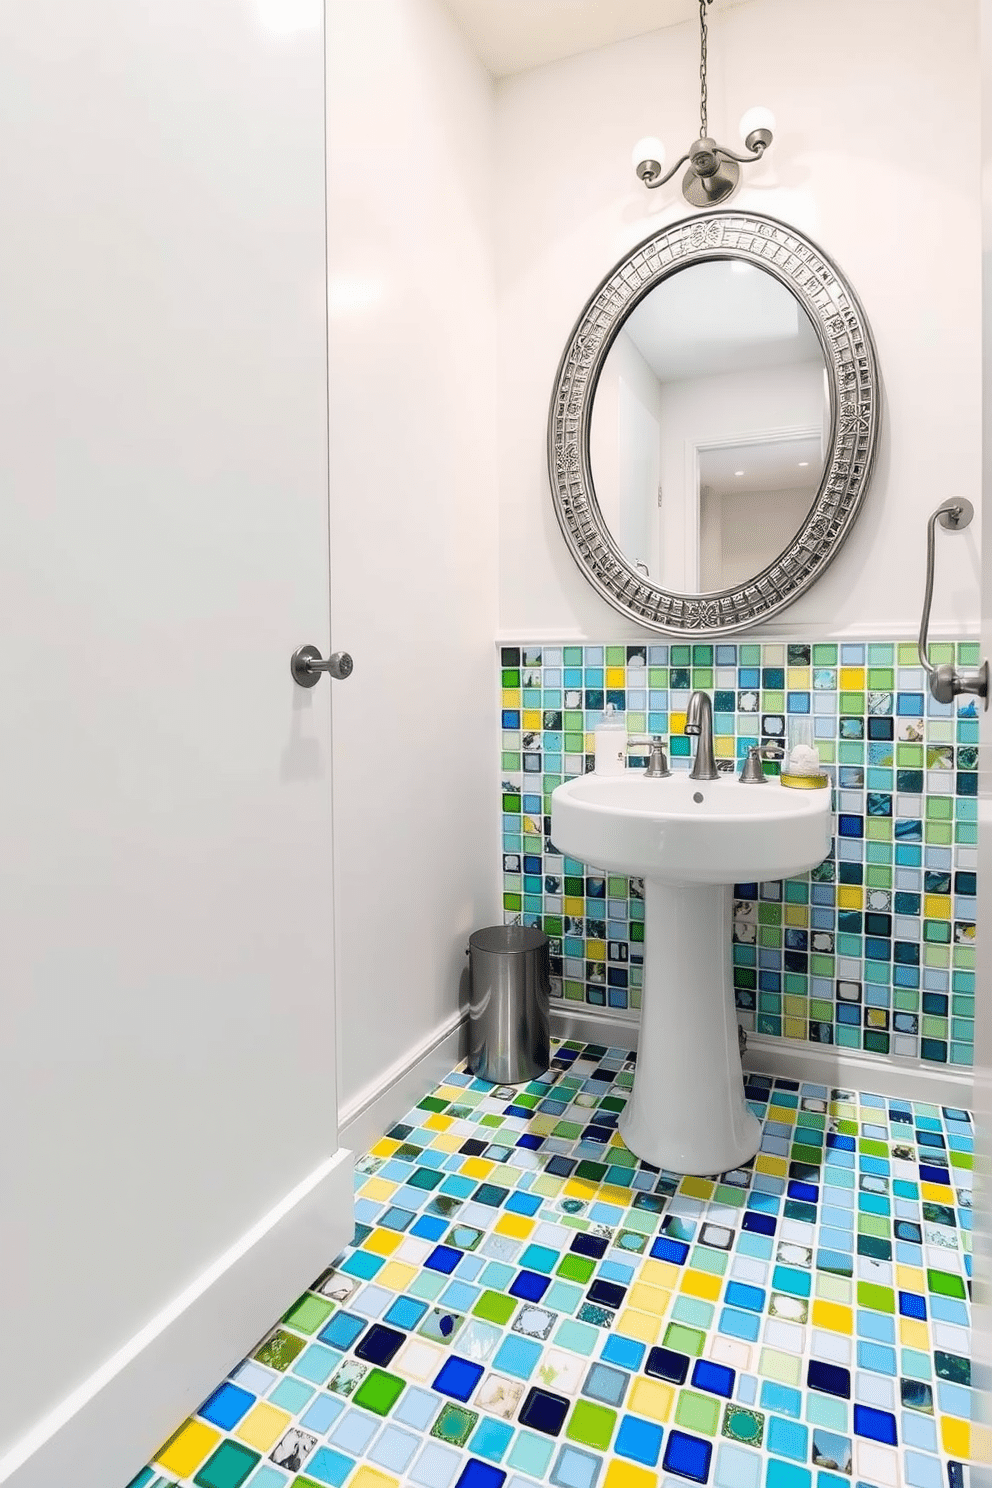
[304,1447,356,1487]
[646,1345,690,1383]
[765,1463,811,1488]
[519,1386,570,1436]
[549,1443,601,1488]
[724,1282,765,1312]
[355,1324,405,1367]
[600,1334,645,1372]
[468,1418,515,1465]
[766,1416,808,1461]
[807,1360,851,1398]
[760,1381,802,1418]
[318,1312,366,1350]
[492,1334,542,1380]
[198,1382,254,1430]
[510,1270,550,1302]
[692,1359,735,1397]
[662,1429,712,1483]
[300,1396,343,1435]
[650,1235,689,1264]
[615,1413,663,1465]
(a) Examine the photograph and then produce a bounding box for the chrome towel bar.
[917,498,988,709]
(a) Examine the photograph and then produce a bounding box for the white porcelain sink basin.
[551,772,832,886]
[550,768,832,1176]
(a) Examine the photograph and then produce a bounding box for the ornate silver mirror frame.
[548,211,880,634]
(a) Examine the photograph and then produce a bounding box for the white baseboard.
[0,1148,354,1488]
[339,1010,469,1155]
[549,1005,975,1108]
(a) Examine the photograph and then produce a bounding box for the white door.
[0,2,349,1482]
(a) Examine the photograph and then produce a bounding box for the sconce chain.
[699,0,713,137]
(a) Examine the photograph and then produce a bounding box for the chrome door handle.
[917,499,988,709]
[291,645,354,688]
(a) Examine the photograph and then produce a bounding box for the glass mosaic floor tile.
[139,1041,973,1488]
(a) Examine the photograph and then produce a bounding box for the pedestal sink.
[550,772,832,1175]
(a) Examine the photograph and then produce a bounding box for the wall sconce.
[632,0,774,208]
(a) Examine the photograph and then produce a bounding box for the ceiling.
[440,0,750,79]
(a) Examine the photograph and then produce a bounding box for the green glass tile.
[473,1290,517,1324]
[740,644,762,664]
[691,1246,729,1276]
[432,1403,478,1445]
[859,1139,888,1158]
[554,1122,583,1139]
[675,1390,720,1436]
[856,1282,895,1313]
[353,1368,405,1415]
[557,1253,595,1283]
[672,645,692,665]
[193,1442,260,1488]
[663,1322,706,1356]
[960,642,980,665]
[867,668,894,688]
[927,1269,966,1298]
[840,692,865,713]
[926,797,953,820]
[566,1399,616,1450]
[896,743,924,766]
[563,647,583,666]
[763,690,785,711]
[605,646,626,665]
[282,1295,334,1335]
[722,1405,765,1446]
[252,1329,305,1371]
[812,644,838,664]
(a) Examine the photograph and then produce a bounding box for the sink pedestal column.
[618,878,761,1176]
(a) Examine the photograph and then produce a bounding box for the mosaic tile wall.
[499,640,980,1067]
[137,1040,975,1488]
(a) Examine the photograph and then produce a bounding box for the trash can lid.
[469,925,548,955]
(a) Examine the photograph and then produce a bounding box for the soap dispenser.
[594,704,626,775]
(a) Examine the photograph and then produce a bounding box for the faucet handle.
[627,735,671,778]
[739,742,784,783]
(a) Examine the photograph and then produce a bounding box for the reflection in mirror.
[588,260,829,592]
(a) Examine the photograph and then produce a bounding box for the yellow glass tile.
[840,667,865,689]
[369,1138,400,1159]
[529,1115,558,1137]
[714,737,734,758]
[376,1261,418,1292]
[606,666,626,688]
[460,1157,494,1179]
[628,1377,675,1422]
[628,1282,671,1316]
[784,905,809,928]
[815,1274,851,1303]
[616,1307,661,1344]
[783,1017,806,1040]
[586,940,607,961]
[837,886,863,910]
[564,1179,599,1201]
[830,1101,857,1119]
[156,1420,220,1477]
[941,1417,970,1459]
[350,1469,400,1488]
[899,1317,929,1350]
[897,1266,926,1293]
[599,1184,634,1206]
[680,1270,720,1301]
[361,1177,397,1203]
[640,1259,679,1290]
[236,1403,292,1452]
[924,895,951,919]
[495,1212,534,1239]
[755,1154,788,1177]
[783,996,807,1018]
[521,708,541,729]
[432,1133,464,1153]
[563,896,584,916]
[502,689,521,708]
[364,1228,403,1257]
[865,1009,888,1029]
[604,1459,658,1488]
[767,1104,797,1124]
[787,667,810,688]
[811,1300,852,1334]
[680,1177,714,1200]
[670,712,687,734]
[424,1113,453,1131]
[920,1180,953,1201]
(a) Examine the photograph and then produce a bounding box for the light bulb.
[738,106,775,144]
[632,136,666,175]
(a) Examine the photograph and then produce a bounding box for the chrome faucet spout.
[684,691,718,780]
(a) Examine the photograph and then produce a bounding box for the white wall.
[496,0,982,640]
[327,0,501,1113]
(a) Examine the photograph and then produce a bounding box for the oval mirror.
[549,212,880,634]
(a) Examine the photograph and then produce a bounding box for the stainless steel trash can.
[468,925,551,1084]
